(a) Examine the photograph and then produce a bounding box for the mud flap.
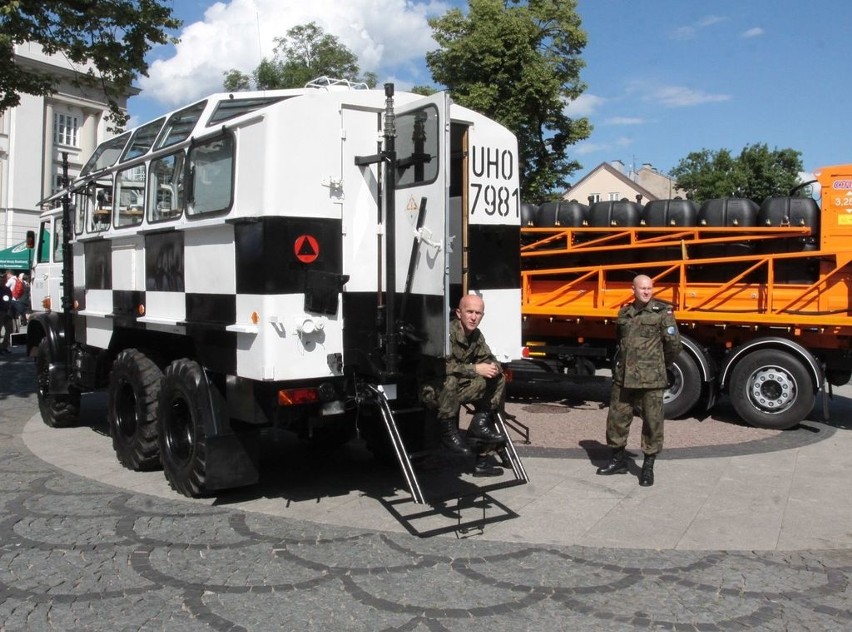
[203,430,260,491]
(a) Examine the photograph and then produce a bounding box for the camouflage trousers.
[419,374,505,420]
[605,383,664,456]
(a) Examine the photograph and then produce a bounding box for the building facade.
[563,160,687,205]
[0,42,136,250]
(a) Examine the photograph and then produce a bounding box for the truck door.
[392,92,450,358]
[30,212,64,315]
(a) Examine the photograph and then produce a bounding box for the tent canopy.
[0,241,32,271]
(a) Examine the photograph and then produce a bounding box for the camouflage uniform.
[419,318,505,419]
[606,298,681,456]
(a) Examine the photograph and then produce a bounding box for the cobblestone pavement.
[1,348,851,631]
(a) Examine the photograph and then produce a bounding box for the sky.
[129,0,852,185]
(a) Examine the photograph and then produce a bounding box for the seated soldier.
[419,294,507,473]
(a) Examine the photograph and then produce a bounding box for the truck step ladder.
[363,383,529,506]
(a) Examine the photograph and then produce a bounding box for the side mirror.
[26,230,35,248]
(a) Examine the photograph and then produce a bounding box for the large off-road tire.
[729,349,814,429]
[157,358,212,497]
[664,350,702,419]
[107,349,163,471]
[35,338,80,428]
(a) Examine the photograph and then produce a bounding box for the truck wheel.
[107,349,163,471]
[35,338,80,428]
[664,350,701,418]
[729,349,814,429]
[158,359,210,497]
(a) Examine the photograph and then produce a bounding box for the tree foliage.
[426,0,591,201]
[223,22,375,91]
[671,144,804,203]
[0,0,180,128]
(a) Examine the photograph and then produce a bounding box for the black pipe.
[382,83,400,376]
[60,153,75,371]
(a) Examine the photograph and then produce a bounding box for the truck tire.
[729,349,814,429]
[35,338,80,428]
[158,359,210,497]
[664,350,701,418]
[107,349,163,471]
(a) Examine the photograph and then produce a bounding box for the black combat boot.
[439,418,472,456]
[467,412,506,444]
[639,454,655,487]
[472,454,502,477]
[596,448,628,475]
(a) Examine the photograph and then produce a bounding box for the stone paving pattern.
[1,347,851,631]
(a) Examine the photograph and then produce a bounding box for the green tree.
[426,0,591,201]
[0,0,180,128]
[410,85,437,97]
[737,144,803,203]
[223,22,375,91]
[671,144,803,203]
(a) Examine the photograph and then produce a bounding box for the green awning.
[0,241,33,270]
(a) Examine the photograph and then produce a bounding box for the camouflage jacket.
[446,318,498,378]
[612,298,682,389]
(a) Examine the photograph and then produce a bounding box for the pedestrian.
[596,274,682,486]
[0,270,14,354]
[14,273,30,326]
[419,294,507,476]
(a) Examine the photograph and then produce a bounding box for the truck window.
[80,132,131,176]
[90,181,112,232]
[36,220,51,263]
[53,217,64,263]
[115,165,146,228]
[72,189,86,235]
[187,134,234,216]
[396,105,439,188]
[155,101,206,150]
[207,96,289,126]
[148,152,185,223]
[121,117,166,161]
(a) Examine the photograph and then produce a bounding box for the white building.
[563,160,687,205]
[0,42,136,249]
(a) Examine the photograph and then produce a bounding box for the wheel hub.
[749,366,795,412]
[664,365,683,403]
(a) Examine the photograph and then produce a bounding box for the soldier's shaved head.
[632,275,654,306]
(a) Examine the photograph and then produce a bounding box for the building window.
[609,192,619,201]
[589,193,601,203]
[54,113,79,146]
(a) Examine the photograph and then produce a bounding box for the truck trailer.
[518,166,852,429]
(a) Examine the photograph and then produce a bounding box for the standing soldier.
[596,274,681,486]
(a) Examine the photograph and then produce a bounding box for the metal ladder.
[362,383,529,505]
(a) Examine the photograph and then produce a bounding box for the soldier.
[419,294,507,475]
[597,274,681,486]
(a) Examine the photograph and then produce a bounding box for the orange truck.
[516,164,852,429]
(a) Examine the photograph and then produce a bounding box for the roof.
[564,162,659,202]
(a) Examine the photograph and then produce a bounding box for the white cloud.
[564,93,606,117]
[625,81,730,108]
[670,26,696,41]
[652,85,730,107]
[741,27,764,38]
[574,136,633,156]
[139,0,450,108]
[670,14,727,40]
[605,116,644,126]
[697,15,727,28]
